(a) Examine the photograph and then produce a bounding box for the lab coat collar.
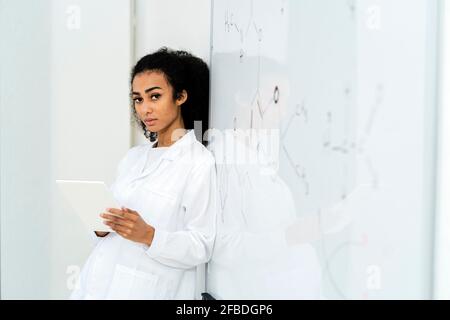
[133,129,198,182]
[153,129,198,161]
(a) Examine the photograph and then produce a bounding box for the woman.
[70,47,217,300]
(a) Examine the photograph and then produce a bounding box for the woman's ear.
[176,90,188,107]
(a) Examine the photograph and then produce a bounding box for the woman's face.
[131,70,187,133]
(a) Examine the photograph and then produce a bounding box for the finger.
[101,211,136,222]
[101,213,127,222]
[124,207,139,214]
[103,218,134,229]
[122,208,140,221]
[110,224,131,236]
[106,207,125,217]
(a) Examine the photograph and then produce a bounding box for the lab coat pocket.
[106,264,160,300]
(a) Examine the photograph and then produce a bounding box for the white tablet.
[56,179,119,233]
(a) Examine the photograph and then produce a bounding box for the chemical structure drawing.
[219,1,360,204]
[322,86,357,156]
[317,200,369,300]
[320,230,369,299]
[223,0,284,128]
[316,83,384,299]
[224,0,264,64]
[208,136,229,224]
[359,83,383,149]
[213,0,369,300]
[280,100,310,196]
[281,100,308,140]
[220,0,290,204]
[217,165,229,223]
[315,86,353,191]
[250,85,280,121]
[213,125,256,227]
[217,160,252,227]
[323,111,333,148]
[356,83,384,189]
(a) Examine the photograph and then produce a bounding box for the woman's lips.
[144,119,157,126]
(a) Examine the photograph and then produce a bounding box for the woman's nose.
[141,101,153,113]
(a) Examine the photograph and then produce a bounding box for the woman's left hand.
[100,207,155,246]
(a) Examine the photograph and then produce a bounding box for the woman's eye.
[133,97,143,104]
[150,94,161,101]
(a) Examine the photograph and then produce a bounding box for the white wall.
[50,0,132,299]
[132,0,212,146]
[434,0,450,300]
[0,0,52,299]
[351,0,438,299]
[1,0,133,299]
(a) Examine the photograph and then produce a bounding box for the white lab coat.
[70,129,218,300]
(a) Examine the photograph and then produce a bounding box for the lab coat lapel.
[135,140,157,175]
[137,148,171,180]
[134,130,196,181]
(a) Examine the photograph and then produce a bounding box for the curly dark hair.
[130,47,210,146]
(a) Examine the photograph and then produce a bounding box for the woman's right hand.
[94,231,110,237]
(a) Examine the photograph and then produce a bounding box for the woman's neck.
[156,117,186,148]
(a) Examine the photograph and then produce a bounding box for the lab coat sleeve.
[145,158,218,269]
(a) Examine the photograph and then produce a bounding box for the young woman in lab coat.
[70,47,217,300]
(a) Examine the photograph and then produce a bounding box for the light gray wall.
[50,0,133,299]
[0,0,52,299]
[1,0,133,299]
[132,0,212,146]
